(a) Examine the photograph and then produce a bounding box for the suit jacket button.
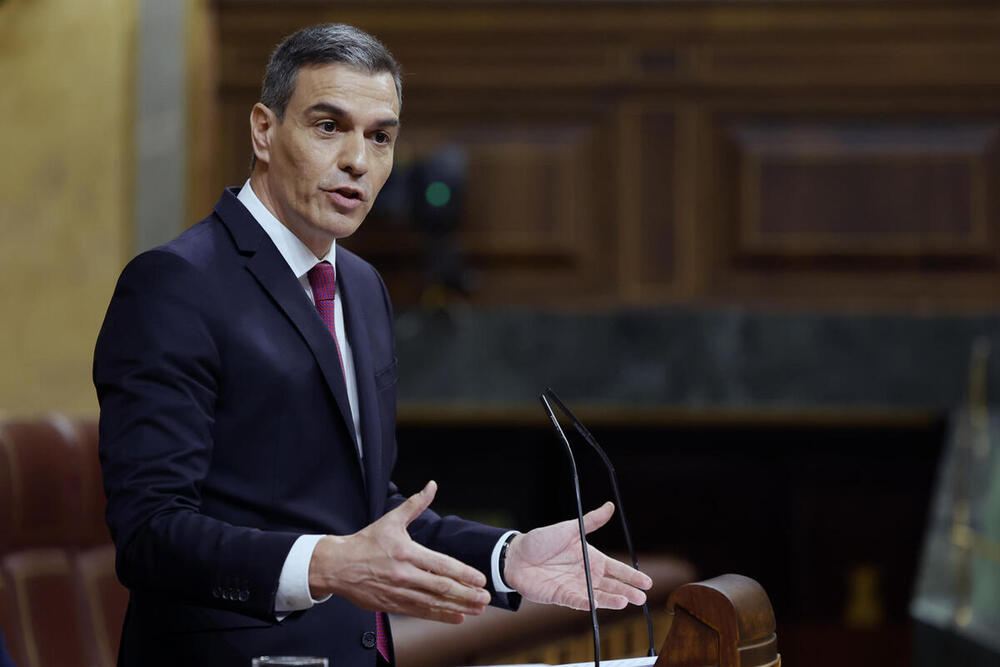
[211,586,222,599]
[239,590,249,602]
[361,630,376,649]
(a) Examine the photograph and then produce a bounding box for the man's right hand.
[308,480,490,624]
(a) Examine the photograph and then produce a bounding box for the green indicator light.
[425,181,451,207]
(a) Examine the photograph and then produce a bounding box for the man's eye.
[374,131,391,145]
[319,121,337,132]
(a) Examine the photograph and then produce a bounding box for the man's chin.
[330,222,361,241]
[324,217,366,241]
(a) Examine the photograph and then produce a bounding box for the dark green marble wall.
[395,308,1000,411]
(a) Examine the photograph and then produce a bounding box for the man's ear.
[250,103,276,165]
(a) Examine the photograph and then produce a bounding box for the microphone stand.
[540,393,601,666]
[543,388,657,658]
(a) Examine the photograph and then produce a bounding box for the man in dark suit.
[94,24,651,665]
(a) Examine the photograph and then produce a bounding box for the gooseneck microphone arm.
[543,388,657,658]
[540,393,601,667]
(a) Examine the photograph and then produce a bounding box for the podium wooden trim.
[656,574,780,667]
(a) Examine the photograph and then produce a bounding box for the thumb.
[393,480,438,526]
[582,501,614,535]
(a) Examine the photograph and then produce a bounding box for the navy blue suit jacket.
[94,189,516,665]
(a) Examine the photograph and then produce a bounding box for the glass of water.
[252,658,328,666]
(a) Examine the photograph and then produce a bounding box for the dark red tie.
[307,261,390,662]
[306,262,345,373]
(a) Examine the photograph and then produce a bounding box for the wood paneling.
[730,120,999,258]
[204,0,1000,309]
[638,111,677,288]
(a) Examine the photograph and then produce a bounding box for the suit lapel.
[215,190,364,476]
[338,261,383,517]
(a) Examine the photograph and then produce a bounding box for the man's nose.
[337,131,368,175]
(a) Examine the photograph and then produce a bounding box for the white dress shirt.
[236,181,516,616]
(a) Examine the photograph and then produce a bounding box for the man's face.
[251,63,399,256]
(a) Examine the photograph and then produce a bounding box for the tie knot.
[308,261,336,302]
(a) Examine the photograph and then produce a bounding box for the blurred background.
[3,0,1000,665]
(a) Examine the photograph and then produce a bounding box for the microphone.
[540,388,657,664]
[539,392,601,665]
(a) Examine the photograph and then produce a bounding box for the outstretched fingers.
[582,501,615,535]
[402,551,489,608]
[599,554,653,591]
[385,481,487,587]
[593,575,648,606]
[386,565,488,614]
[407,540,488,590]
[320,480,491,623]
[376,580,473,624]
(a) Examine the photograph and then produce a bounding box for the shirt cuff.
[490,530,520,594]
[275,534,331,615]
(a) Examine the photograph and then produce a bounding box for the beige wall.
[0,0,134,417]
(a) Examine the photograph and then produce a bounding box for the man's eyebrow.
[305,102,345,116]
[305,102,399,128]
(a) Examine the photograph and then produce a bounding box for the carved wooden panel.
[729,120,1000,259]
[461,127,588,259]
[698,109,1000,303]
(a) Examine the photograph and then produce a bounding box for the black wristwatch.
[498,533,517,589]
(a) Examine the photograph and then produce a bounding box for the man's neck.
[248,171,333,258]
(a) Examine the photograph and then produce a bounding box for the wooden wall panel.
[702,108,1000,305]
[638,111,677,288]
[730,120,999,258]
[205,0,1000,309]
[461,130,585,258]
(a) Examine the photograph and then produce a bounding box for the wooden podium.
[393,569,778,667]
[655,574,780,667]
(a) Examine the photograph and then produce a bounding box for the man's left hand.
[503,502,653,610]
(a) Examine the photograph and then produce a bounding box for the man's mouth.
[324,186,365,210]
[333,187,363,201]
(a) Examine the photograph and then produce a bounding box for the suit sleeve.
[94,250,298,621]
[364,264,521,611]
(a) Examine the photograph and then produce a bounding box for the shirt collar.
[236,179,335,280]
